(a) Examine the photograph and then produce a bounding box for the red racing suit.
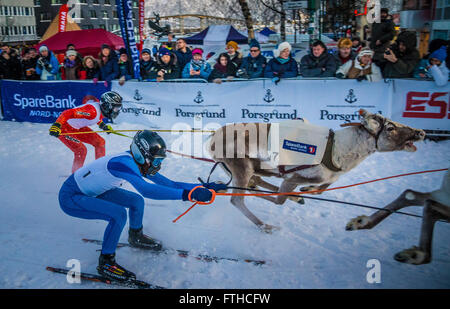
[55,95,106,173]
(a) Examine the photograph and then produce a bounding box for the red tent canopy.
[36,29,125,58]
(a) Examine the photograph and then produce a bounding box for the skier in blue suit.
[58,130,227,282]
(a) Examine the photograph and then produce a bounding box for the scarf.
[64,58,77,68]
[276,57,290,64]
[191,59,205,71]
[214,62,228,74]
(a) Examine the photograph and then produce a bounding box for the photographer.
[238,39,267,79]
[35,45,60,81]
[378,31,420,79]
[181,48,211,80]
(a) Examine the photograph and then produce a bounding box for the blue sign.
[116,0,140,79]
[282,139,317,155]
[0,80,109,123]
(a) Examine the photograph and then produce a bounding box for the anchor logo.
[263,89,275,103]
[345,89,357,104]
[193,91,204,104]
[133,89,143,101]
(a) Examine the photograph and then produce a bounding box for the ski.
[82,238,266,266]
[46,266,165,289]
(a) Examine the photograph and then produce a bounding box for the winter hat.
[273,41,292,58]
[357,47,374,59]
[39,45,48,53]
[66,50,77,57]
[226,41,239,51]
[101,44,111,50]
[249,38,260,50]
[430,46,447,62]
[337,38,352,49]
[192,48,203,56]
[141,48,151,55]
[119,48,128,56]
[158,47,171,57]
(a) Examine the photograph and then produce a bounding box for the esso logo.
[403,92,449,119]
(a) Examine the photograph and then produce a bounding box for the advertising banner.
[0,80,109,123]
[116,0,140,79]
[111,79,392,130]
[58,4,69,33]
[390,79,450,131]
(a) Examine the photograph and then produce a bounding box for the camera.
[385,50,391,55]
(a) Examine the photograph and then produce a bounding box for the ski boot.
[128,227,163,251]
[97,253,136,282]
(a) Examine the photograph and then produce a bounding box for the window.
[23,26,27,34]
[90,10,97,18]
[92,0,99,4]
[445,7,450,19]
[13,7,17,15]
[113,10,118,18]
[25,7,30,15]
[99,24,106,29]
[102,10,108,18]
[104,0,110,4]
[34,0,40,5]
[51,0,63,4]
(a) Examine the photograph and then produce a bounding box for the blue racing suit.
[58,151,199,254]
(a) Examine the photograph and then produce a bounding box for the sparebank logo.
[355,0,381,24]
[13,94,77,109]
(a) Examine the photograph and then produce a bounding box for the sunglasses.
[250,49,259,52]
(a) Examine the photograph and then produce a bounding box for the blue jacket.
[264,56,298,78]
[97,52,119,82]
[240,54,267,79]
[35,50,60,80]
[181,60,211,79]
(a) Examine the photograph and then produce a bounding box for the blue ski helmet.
[130,130,166,175]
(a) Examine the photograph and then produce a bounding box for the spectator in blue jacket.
[182,48,211,80]
[264,42,298,83]
[94,44,119,87]
[140,48,155,80]
[174,38,192,74]
[300,40,337,77]
[414,45,449,86]
[35,45,60,80]
[118,48,133,85]
[238,39,267,79]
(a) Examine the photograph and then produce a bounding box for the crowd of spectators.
[0,8,448,86]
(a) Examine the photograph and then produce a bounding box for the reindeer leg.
[394,200,449,265]
[227,161,279,233]
[346,190,431,231]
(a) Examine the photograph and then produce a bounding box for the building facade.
[0,0,38,43]
[34,0,140,39]
[431,0,450,40]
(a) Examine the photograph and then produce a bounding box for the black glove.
[204,182,228,192]
[336,73,345,79]
[49,122,62,137]
[99,121,113,134]
[182,187,212,202]
[356,75,367,82]
[37,58,44,70]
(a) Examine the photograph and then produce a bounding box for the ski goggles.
[152,157,164,167]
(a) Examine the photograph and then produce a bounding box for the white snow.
[0,120,449,289]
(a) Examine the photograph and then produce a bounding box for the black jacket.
[370,18,396,50]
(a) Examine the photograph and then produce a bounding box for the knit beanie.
[273,41,291,58]
[192,48,203,56]
[159,47,171,56]
[39,45,48,53]
[226,41,239,51]
[357,47,374,59]
[249,39,260,50]
[141,48,151,55]
[430,46,447,62]
[66,50,77,57]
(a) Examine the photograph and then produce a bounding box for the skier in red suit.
[49,91,123,173]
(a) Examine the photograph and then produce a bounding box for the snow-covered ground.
[0,120,449,289]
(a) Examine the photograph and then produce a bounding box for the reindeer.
[346,168,449,265]
[208,109,426,233]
